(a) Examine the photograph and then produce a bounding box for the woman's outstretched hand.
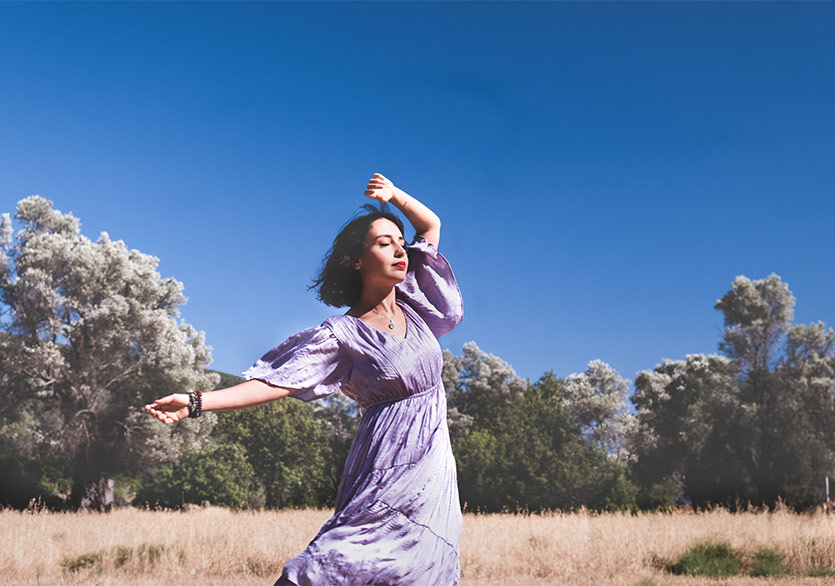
[144,393,190,424]
[364,173,396,203]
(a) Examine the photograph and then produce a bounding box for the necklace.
[370,306,397,330]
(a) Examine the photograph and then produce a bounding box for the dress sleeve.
[242,324,351,402]
[396,235,464,338]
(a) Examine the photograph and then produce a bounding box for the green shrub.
[61,543,179,573]
[636,482,676,512]
[139,543,167,564]
[749,546,787,577]
[808,565,835,577]
[0,455,72,510]
[137,442,253,509]
[669,542,741,577]
[114,545,132,567]
[784,485,823,513]
[654,541,834,578]
[59,551,102,572]
[215,400,335,508]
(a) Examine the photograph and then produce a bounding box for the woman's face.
[355,218,408,288]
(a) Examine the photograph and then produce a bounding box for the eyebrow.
[374,234,406,241]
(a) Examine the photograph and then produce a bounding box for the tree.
[446,343,636,512]
[715,274,794,374]
[0,197,216,510]
[214,398,334,508]
[312,392,360,494]
[561,360,637,463]
[718,276,835,506]
[444,341,527,424]
[632,274,835,510]
[632,354,745,509]
[137,442,254,509]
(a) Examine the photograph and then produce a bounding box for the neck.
[352,287,397,316]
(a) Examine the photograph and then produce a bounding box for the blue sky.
[2,2,834,386]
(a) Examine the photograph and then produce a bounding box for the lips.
[393,261,407,269]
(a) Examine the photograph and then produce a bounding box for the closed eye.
[375,236,406,248]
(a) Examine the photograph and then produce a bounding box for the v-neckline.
[346,299,410,340]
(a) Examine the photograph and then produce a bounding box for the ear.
[353,259,362,270]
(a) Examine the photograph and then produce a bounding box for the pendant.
[388,320,396,330]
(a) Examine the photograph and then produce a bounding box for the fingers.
[364,173,393,202]
[362,173,396,205]
[367,173,390,189]
[146,395,174,408]
[160,411,184,424]
[145,406,166,423]
[144,394,189,424]
[144,404,186,424]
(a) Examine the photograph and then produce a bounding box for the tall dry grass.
[2,507,834,585]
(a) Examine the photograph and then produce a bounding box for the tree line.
[1,196,833,512]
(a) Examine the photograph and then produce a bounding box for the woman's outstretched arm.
[364,173,441,249]
[144,378,294,424]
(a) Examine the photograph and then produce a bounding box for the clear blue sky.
[2,2,834,386]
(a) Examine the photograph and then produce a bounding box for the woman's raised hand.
[144,393,190,424]
[364,173,396,203]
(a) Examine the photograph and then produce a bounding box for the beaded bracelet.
[187,390,203,418]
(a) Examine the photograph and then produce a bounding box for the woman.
[145,173,464,586]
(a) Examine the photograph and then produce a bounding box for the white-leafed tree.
[0,196,216,509]
[562,360,637,463]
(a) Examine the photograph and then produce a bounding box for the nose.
[394,242,406,256]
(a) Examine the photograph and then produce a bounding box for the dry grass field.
[2,507,834,586]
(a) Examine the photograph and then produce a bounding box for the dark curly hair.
[310,203,406,308]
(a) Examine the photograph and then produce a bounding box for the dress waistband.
[359,380,444,410]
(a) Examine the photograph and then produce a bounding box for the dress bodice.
[243,236,462,409]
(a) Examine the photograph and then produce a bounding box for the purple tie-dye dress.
[243,236,463,586]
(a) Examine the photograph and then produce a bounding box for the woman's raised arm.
[144,378,295,424]
[364,173,441,249]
